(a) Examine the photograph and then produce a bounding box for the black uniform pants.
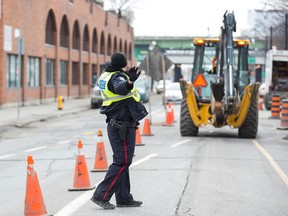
[92,123,136,203]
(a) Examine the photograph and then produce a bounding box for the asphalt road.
[1,94,288,216]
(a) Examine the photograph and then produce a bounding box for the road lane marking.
[58,140,73,144]
[24,146,47,153]
[130,153,158,167]
[54,153,158,216]
[54,189,95,216]
[171,139,192,148]
[0,154,15,159]
[83,132,97,135]
[253,140,288,187]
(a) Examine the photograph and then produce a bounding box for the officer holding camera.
[91,52,148,210]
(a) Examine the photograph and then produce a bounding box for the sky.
[124,0,266,37]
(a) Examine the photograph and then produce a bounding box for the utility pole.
[285,13,288,50]
[270,26,273,49]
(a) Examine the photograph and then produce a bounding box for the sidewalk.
[0,97,91,128]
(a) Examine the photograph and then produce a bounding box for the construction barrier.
[271,94,281,119]
[68,140,95,191]
[277,99,288,130]
[91,130,108,172]
[281,99,288,127]
[24,156,48,216]
[142,118,154,136]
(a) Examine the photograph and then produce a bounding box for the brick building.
[0,0,135,107]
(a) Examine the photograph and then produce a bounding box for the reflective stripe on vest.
[98,71,140,106]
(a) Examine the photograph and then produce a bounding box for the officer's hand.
[128,67,141,82]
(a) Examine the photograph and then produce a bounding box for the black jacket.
[100,64,148,123]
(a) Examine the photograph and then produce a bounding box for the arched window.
[60,16,69,48]
[100,32,105,55]
[128,43,132,60]
[83,25,89,52]
[45,10,57,45]
[72,21,80,50]
[113,36,117,53]
[119,39,123,53]
[92,28,97,53]
[107,34,112,56]
[124,41,127,57]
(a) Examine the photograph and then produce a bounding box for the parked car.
[135,76,149,103]
[156,79,172,94]
[163,82,182,104]
[90,82,102,109]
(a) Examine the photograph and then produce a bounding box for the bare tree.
[262,0,288,49]
[106,0,140,24]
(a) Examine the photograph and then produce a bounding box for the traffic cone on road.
[168,102,175,122]
[68,140,95,191]
[142,118,154,136]
[162,107,174,126]
[91,130,108,172]
[24,156,48,216]
[258,96,263,110]
[136,127,145,146]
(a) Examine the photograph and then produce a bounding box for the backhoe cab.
[180,11,259,138]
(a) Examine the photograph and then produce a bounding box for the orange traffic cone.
[91,130,108,172]
[142,118,154,136]
[162,107,173,126]
[168,102,175,122]
[68,140,95,191]
[24,156,48,216]
[258,96,263,110]
[136,127,145,146]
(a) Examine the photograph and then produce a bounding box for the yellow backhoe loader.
[179,11,260,138]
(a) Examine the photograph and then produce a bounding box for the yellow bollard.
[57,96,64,110]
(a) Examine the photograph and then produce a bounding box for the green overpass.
[134,36,265,65]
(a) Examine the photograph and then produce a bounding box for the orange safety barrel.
[271,95,281,118]
[281,99,288,127]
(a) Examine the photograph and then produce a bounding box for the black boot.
[91,197,115,210]
[117,200,143,207]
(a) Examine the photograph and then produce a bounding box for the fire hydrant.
[57,96,64,110]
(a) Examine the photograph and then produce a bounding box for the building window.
[100,32,105,54]
[113,36,117,53]
[83,25,89,52]
[92,29,97,53]
[6,54,19,88]
[119,39,123,52]
[92,64,97,85]
[27,57,40,87]
[59,60,68,85]
[45,10,56,45]
[82,63,88,85]
[72,62,79,85]
[107,34,112,56]
[45,59,54,86]
[128,43,132,60]
[60,16,69,48]
[72,22,80,50]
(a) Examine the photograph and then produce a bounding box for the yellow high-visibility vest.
[98,71,140,106]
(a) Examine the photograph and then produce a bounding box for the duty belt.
[109,119,138,140]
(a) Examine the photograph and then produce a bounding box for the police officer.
[91,52,148,210]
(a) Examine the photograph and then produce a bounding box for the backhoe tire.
[180,99,199,136]
[238,98,258,138]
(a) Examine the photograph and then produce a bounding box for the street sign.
[193,74,207,87]
[138,46,173,81]
[248,56,256,64]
